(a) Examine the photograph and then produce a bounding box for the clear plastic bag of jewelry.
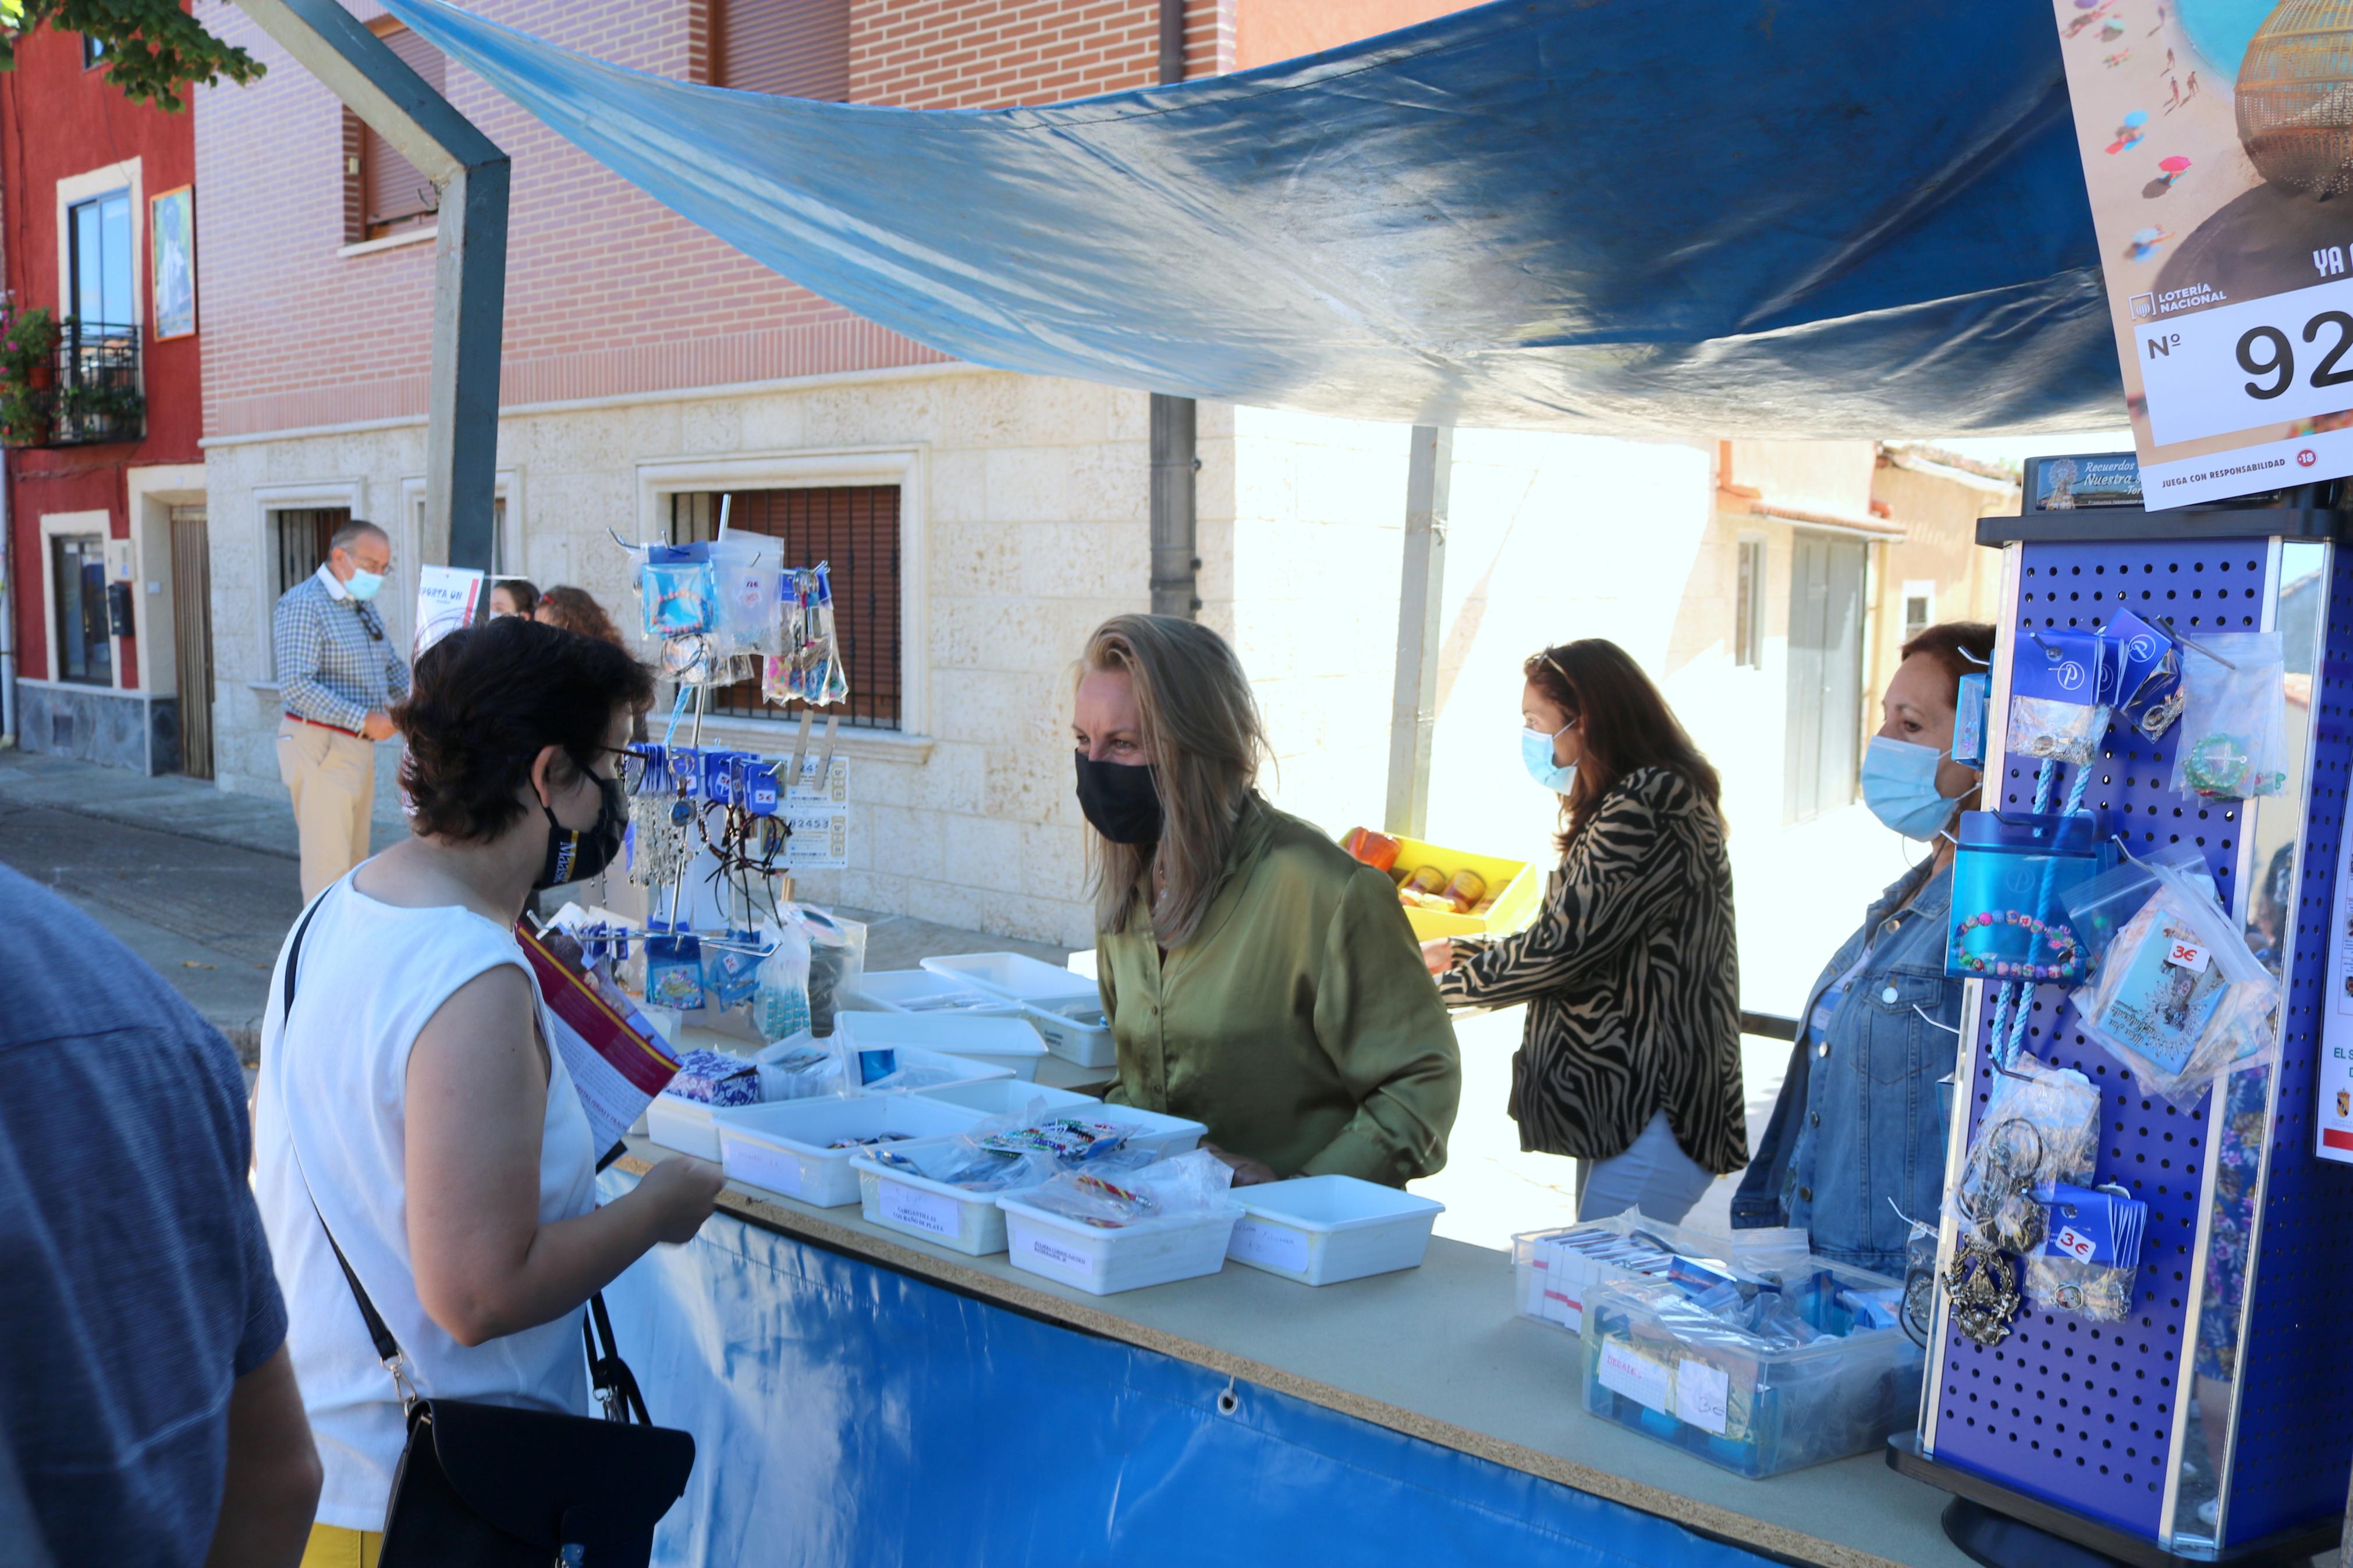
[708,531,785,660]
[2005,630,2112,766]
[2065,859,2279,1110]
[1946,1055,2099,1253]
[752,918,814,1044]
[2168,631,2286,801]
[2060,843,2215,976]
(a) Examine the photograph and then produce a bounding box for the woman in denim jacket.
[1732,624,1993,1278]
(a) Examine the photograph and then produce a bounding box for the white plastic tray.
[712,1095,984,1207]
[836,1010,1049,1080]
[1226,1175,1445,1285]
[850,1155,1020,1256]
[844,968,1026,1017]
[921,951,1099,1008]
[996,1194,1244,1295]
[1083,1103,1207,1162]
[646,1093,739,1161]
[1018,998,1116,1068]
[913,1079,1099,1118]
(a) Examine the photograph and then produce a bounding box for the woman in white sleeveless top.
[253,617,723,1560]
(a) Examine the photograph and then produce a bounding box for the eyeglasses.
[608,746,655,792]
[353,603,384,641]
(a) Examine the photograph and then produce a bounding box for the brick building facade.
[2,22,211,777]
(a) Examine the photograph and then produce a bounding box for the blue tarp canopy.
[383,0,2118,438]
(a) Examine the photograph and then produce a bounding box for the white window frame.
[1901,578,1937,644]
[1734,533,1768,670]
[56,159,143,334]
[249,479,366,685]
[633,446,931,762]
[39,510,121,692]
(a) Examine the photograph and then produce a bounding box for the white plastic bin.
[850,1155,1020,1256]
[844,969,1025,1017]
[921,952,1099,1009]
[836,1011,1049,1080]
[1019,998,1116,1068]
[713,1096,984,1207]
[996,1194,1244,1295]
[914,1079,1099,1118]
[1225,1176,1445,1285]
[647,1094,730,1161]
[1084,1103,1207,1161]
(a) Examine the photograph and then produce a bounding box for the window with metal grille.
[272,507,347,598]
[1734,536,1766,669]
[667,486,900,729]
[346,23,445,241]
[1901,581,1936,645]
[715,0,850,98]
[51,534,111,685]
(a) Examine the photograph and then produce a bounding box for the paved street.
[0,745,1066,1063]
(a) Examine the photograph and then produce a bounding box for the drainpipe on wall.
[1147,0,1199,620]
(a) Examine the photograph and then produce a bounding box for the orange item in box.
[1444,869,1488,913]
[1341,826,1402,872]
[1400,866,1448,898]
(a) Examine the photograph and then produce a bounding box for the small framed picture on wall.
[150,185,196,340]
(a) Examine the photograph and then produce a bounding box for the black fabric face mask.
[537,773,629,889]
[1073,751,1163,845]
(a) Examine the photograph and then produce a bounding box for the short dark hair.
[494,577,541,616]
[392,616,654,842]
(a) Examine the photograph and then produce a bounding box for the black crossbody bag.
[281,895,695,1566]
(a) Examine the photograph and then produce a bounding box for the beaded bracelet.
[1951,909,2082,982]
[2181,731,2284,799]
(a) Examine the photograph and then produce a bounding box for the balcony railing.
[50,321,144,447]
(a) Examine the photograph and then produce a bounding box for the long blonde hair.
[1078,614,1268,949]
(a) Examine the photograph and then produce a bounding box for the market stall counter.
[602,1140,1974,1568]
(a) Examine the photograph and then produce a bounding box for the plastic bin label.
[729,1144,803,1199]
[1228,1218,1311,1275]
[1596,1341,1671,1414]
[1675,1359,1730,1436]
[1020,1230,1090,1283]
[880,1181,960,1239]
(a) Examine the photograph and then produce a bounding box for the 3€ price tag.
[2166,940,2210,973]
[1674,1359,1731,1436]
[2054,1226,2097,1262]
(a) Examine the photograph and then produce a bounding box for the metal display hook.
[2153,615,2238,671]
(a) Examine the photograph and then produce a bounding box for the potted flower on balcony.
[0,305,58,447]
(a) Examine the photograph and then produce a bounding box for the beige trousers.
[276,716,375,901]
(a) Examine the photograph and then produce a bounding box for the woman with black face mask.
[253,617,723,1562]
[1074,614,1461,1187]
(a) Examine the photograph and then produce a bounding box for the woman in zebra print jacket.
[1426,640,1744,1224]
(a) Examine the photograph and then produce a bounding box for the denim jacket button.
[1809,1111,1820,1127]
[1881,985,1899,1004]
[1799,1186,1813,1203]
[1816,1043,1830,1058]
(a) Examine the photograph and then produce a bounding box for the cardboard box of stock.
[1345,833,1542,942]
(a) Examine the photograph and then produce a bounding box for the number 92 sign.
[2138,276,2353,446]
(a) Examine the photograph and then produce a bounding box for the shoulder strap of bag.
[279,886,644,1424]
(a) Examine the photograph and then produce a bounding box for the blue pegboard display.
[1922,535,2353,1554]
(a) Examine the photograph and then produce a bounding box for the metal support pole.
[1383,425,1452,838]
[234,0,508,586]
[1148,394,1199,618]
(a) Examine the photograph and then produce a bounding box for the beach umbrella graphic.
[2160,155,2193,185]
[2125,109,2150,126]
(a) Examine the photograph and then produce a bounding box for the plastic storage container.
[1019,997,1116,1068]
[921,951,1099,1009]
[1084,1103,1207,1161]
[646,1093,732,1161]
[996,1192,1245,1295]
[835,1010,1049,1080]
[712,1095,985,1207]
[850,1154,1021,1255]
[913,1079,1099,1118]
[843,968,1026,1017]
[1226,1176,1445,1285]
[1513,1215,1811,1333]
[1946,808,2121,983]
[1580,1262,1923,1478]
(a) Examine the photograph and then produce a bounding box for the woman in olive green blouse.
[1073,614,1461,1187]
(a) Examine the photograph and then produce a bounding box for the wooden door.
[1782,532,1865,823]
[169,504,215,780]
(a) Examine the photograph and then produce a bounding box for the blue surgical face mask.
[346,567,386,602]
[1521,724,1577,794]
[1861,734,1965,841]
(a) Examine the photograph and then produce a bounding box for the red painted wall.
[1,20,203,687]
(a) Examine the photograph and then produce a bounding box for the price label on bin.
[1674,1359,1730,1437]
[2166,940,2210,974]
[1596,1341,1670,1414]
[2054,1226,2097,1263]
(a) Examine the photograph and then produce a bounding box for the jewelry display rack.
[1887,477,2353,1567]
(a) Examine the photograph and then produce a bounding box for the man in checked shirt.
[271,519,410,899]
